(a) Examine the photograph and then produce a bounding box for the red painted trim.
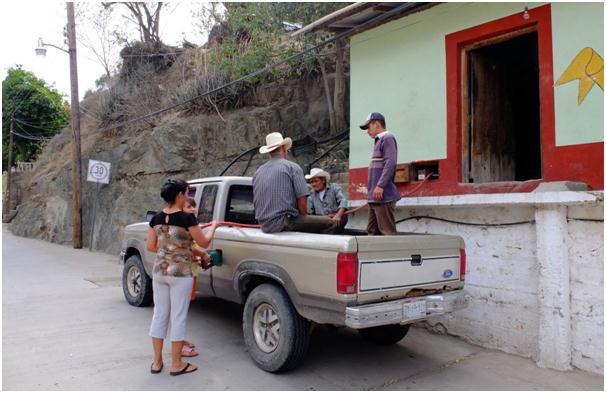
[348,167,545,200]
[349,4,603,199]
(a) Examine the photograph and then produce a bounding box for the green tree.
[2,66,70,171]
[205,3,350,131]
[210,3,345,77]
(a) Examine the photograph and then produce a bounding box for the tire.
[122,255,153,307]
[358,324,411,345]
[242,283,310,372]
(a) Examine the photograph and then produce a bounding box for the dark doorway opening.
[463,30,542,183]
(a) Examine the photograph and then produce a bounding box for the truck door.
[193,183,220,297]
[210,184,257,303]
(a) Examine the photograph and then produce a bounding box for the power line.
[6,88,32,118]
[13,118,63,132]
[12,123,52,140]
[13,121,55,140]
[11,129,52,141]
[97,3,421,133]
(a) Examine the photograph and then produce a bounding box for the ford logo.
[442,269,454,278]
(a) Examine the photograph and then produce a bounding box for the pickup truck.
[120,176,468,372]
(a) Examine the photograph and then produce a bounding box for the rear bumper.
[119,250,126,264]
[345,289,469,329]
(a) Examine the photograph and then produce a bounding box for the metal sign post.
[86,159,111,252]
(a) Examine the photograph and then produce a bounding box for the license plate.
[403,300,427,320]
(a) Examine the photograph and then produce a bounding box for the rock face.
[11,76,349,255]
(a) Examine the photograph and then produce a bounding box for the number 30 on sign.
[86,159,111,184]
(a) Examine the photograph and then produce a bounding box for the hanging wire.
[96,3,422,134]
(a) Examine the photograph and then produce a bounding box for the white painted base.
[346,191,604,374]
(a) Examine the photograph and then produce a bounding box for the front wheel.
[122,255,153,307]
[358,324,411,345]
[242,283,310,372]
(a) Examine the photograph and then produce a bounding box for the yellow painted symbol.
[555,47,604,105]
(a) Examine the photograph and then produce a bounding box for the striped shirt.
[253,157,310,233]
[308,183,347,215]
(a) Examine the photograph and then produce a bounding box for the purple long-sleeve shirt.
[368,132,401,204]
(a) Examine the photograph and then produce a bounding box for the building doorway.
[462,29,542,183]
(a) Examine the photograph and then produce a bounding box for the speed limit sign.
[86,159,111,184]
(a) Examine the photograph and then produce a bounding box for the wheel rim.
[126,265,142,298]
[253,303,280,353]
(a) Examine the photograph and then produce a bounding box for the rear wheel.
[122,255,153,307]
[242,283,310,372]
[358,324,411,345]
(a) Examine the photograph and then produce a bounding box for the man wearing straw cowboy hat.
[253,132,339,234]
[305,168,348,230]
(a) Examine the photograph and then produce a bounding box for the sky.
[0,1,210,101]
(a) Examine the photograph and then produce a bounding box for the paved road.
[2,225,603,390]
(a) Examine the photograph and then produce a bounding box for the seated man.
[305,168,348,230]
[252,132,339,234]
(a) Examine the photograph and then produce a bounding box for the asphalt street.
[2,225,603,390]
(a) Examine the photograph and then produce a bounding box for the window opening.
[225,185,257,225]
[197,184,218,223]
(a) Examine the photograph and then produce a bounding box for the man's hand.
[373,186,384,201]
[330,208,345,223]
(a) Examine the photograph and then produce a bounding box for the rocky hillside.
[11,47,349,254]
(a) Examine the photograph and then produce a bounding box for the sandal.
[150,362,163,374]
[181,344,199,357]
[170,362,198,376]
[183,340,195,348]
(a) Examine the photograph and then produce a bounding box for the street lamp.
[35,2,83,249]
[35,37,69,56]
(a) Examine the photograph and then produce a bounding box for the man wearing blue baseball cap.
[360,112,400,235]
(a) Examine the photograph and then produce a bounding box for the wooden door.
[467,50,516,183]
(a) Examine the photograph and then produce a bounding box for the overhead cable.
[97,3,423,133]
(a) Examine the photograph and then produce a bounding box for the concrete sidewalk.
[2,225,603,390]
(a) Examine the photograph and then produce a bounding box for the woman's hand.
[189,221,218,249]
[201,253,212,270]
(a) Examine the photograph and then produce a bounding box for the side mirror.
[146,210,157,222]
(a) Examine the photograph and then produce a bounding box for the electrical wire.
[6,88,32,118]
[11,129,52,141]
[12,127,52,141]
[13,118,63,132]
[396,216,536,227]
[96,3,423,134]
[219,130,350,176]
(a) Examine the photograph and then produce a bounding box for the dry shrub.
[169,50,250,115]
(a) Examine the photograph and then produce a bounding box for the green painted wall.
[552,3,604,146]
[349,2,604,168]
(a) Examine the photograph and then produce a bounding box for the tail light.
[337,252,358,294]
[460,249,466,281]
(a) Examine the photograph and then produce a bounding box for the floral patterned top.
[149,211,198,277]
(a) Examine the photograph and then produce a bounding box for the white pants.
[149,274,193,342]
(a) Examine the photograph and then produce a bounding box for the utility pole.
[66,2,83,248]
[3,119,14,217]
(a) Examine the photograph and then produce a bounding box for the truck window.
[225,185,257,225]
[197,184,218,223]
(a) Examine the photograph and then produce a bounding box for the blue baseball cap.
[359,112,385,130]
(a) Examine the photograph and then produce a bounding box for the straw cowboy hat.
[259,132,293,154]
[305,168,331,182]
